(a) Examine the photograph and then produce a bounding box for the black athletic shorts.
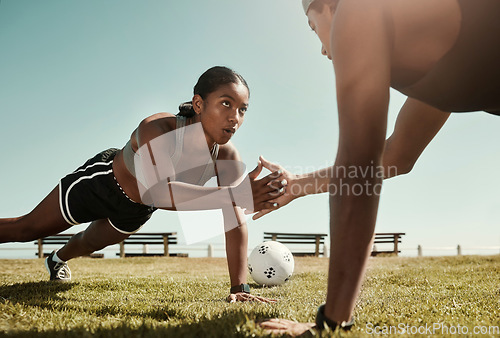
[59,148,156,234]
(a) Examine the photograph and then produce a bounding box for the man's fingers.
[267,185,286,198]
[252,209,274,220]
[263,201,280,210]
[255,179,286,199]
[267,179,288,191]
[259,156,281,172]
[251,195,282,216]
[259,319,289,329]
[259,170,283,186]
[248,160,263,180]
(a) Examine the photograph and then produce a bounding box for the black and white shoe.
[45,251,71,282]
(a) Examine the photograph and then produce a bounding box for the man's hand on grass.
[226,293,277,303]
[259,319,315,336]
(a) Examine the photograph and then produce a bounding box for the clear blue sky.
[1,0,499,257]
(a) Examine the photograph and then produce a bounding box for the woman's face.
[307,3,335,60]
[194,81,249,146]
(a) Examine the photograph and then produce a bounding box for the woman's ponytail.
[177,101,196,117]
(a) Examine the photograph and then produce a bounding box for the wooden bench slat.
[121,242,176,245]
[122,240,175,242]
[35,232,178,259]
[117,252,188,258]
[122,239,177,242]
[264,232,405,257]
[264,232,328,237]
[374,232,406,235]
[264,232,328,257]
[264,236,325,241]
[123,236,173,239]
[265,240,324,244]
[263,236,326,239]
[36,252,104,258]
[291,252,320,257]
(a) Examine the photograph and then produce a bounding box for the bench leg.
[119,241,125,258]
[38,238,43,258]
[394,235,399,256]
[163,236,169,256]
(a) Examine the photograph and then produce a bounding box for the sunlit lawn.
[0,255,499,337]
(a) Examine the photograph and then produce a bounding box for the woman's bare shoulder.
[218,141,240,161]
[141,112,176,125]
[141,112,177,129]
[137,113,178,143]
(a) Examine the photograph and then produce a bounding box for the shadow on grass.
[0,281,76,305]
[0,282,282,337]
[0,309,272,338]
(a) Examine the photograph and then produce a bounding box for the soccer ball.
[248,241,294,286]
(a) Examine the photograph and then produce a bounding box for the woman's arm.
[134,118,286,211]
[224,207,248,288]
[217,145,277,303]
[223,207,277,303]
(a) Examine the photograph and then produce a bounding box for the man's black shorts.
[59,148,156,234]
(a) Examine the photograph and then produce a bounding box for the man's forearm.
[325,162,383,322]
[293,143,406,198]
[294,168,332,197]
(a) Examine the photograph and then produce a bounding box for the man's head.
[302,0,314,14]
[303,0,338,59]
[302,0,338,15]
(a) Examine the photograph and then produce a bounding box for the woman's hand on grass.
[259,318,315,336]
[226,293,277,303]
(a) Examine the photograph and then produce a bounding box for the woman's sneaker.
[45,251,71,282]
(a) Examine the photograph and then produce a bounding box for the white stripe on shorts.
[107,218,145,235]
[72,161,112,174]
[59,182,79,225]
[63,168,114,225]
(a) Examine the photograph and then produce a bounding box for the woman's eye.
[222,101,230,108]
[239,108,247,115]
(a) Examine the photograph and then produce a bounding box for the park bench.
[35,232,185,258]
[263,232,327,257]
[116,232,187,258]
[35,234,104,258]
[371,232,405,256]
[264,232,406,257]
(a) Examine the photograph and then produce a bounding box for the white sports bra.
[122,116,219,186]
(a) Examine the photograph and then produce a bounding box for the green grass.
[0,255,499,337]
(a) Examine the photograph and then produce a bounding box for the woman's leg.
[56,219,130,261]
[0,186,71,243]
